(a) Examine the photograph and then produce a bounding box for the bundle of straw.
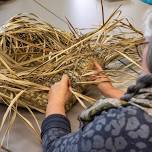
[0,9,144,114]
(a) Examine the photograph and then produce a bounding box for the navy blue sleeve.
[41,114,71,152]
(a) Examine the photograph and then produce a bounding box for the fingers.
[94,61,103,72]
[61,74,70,84]
[50,74,70,88]
[59,74,71,89]
[62,74,69,81]
[90,75,110,82]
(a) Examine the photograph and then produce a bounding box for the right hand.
[48,74,72,106]
[46,74,72,117]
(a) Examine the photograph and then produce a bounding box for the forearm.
[98,86,124,99]
[105,88,124,99]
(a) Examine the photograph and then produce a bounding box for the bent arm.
[41,114,71,152]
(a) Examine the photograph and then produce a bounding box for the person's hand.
[46,74,72,117]
[91,61,124,98]
[91,61,114,93]
[48,74,71,105]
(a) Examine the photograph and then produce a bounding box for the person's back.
[41,105,152,152]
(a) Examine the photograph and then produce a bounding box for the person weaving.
[41,12,152,152]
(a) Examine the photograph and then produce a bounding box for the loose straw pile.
[0,7,144,144]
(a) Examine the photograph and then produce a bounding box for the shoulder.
[82,105,152,134]
[80,106,152,151]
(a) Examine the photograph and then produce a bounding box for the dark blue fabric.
[41,106,152,152]
[41,114,71,152]
[41,114,71,135]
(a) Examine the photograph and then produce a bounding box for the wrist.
[46,106,65,117]
[48,96,66,106]
[98,84,114,94]
[98,85,124,99]
[108,88,124,99]
[46,101,66,117]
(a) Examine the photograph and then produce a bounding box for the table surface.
[0,0,151,151]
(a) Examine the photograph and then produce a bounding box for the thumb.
[94,61,103,72]
[61,74,70,86]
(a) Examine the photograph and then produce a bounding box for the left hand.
[90,61,124,98]
[91,61,114,93]
[46,74,72,117]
